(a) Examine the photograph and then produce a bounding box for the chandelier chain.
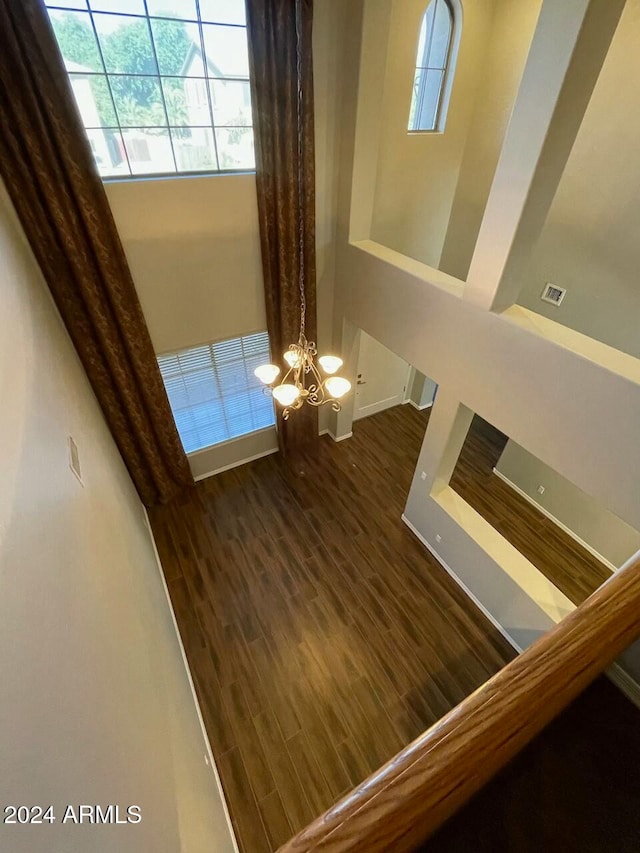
[253,0,350,417]
[295,0,306,339]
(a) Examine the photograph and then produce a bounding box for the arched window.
[408,0,458,132]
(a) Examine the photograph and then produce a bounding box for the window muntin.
[158,332,276,455]
[45,1,254,178]
[408,0,455,132]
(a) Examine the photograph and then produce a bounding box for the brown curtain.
[0,0,193,506]
[246,0,318,450]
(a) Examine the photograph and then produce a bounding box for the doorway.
[354,330,412,420]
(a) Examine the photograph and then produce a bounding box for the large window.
[408,0,457,132]
[45,0,254,178]
[158,332,275,454]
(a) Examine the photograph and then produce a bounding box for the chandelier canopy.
[254,0,351,419]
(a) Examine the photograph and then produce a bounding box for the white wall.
[0,183,235,853]
[370,0,495,267]
[495,439,640,570]
[516,0,640,359]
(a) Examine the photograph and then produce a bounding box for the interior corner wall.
[516,0,640,360]
[0,182,235,853]
[439,0,542,280]
[369,0,495,268]
[409,369,437,408]
[495,439,640,569]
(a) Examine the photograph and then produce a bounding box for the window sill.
[102,168,256,184]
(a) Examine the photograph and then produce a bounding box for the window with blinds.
[158,332,275,454]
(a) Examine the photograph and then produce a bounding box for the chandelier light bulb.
[272,383,301,407]
[318,355,343,375]
[324,376,351,399]
[254,363,280,385]
[283,349,303,368]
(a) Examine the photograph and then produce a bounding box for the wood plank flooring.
[450,415,612,604]
[149,405,515,853]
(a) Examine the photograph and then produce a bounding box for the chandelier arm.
[279,365,295,385]
[305,397,342,411]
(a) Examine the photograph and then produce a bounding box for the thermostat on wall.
[540,282,567,306]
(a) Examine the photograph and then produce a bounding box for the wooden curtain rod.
[279,554,640,853]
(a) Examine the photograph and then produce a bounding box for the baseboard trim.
[407,399,434,412]
[401,514,522,654]
[319,429,353,442]
[194,446,279,482]
[354,396,405,421]
[492,467,617,573]
[143,508,240,853]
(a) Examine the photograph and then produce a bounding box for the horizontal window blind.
[158,332,275,454]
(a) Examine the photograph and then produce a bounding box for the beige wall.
[0,183,235,853]
[106,173,265,355]
[517,0,640,359]
[440,0,541,279]
[370,0,495,267]
[496,439,640,569]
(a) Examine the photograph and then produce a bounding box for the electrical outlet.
[435,534,442,544]
[537,485,545,495]
[420,471,427,481]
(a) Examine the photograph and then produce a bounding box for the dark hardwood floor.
[450,415,612,605]
[150,405,627,852]
[150,405,515,853]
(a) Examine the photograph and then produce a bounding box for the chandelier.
[254,0,351,420]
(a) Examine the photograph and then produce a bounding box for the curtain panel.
[246,0,319,450]
[0,0,193,506]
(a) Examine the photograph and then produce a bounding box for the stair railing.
[279,553,640,852]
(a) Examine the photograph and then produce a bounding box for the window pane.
[172,126,219,172]
[150,18,199,75]
[199,0,246,25]
[45,0,255,179]
[69,73,117,126]
[210,79,252,126]
[89,0,146,13]
[122,128,176,174]
[110,75,165,126]
[159,333,275,454]
[48,10,103,73]
[216,127,254,169]
[94,13,158,75]
[429,0,452,69]
[410,68,443,131]
[202,23,249,78]
[146,0,198,19]
[417,1,436,67]
[162,77,198,125]
[87,128,130,177]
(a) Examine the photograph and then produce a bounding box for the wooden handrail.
[279,555,640,853]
